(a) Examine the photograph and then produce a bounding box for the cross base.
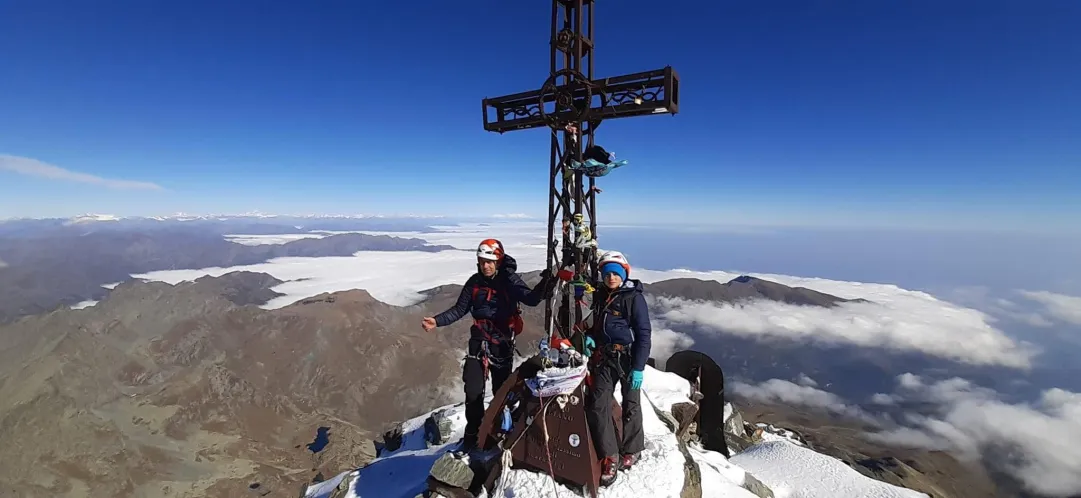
[475,360,624,498]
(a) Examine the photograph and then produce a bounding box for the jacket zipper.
[601,293,616,344]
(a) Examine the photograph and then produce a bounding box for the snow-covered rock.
[731,441,928,498]
[304,366,929,498]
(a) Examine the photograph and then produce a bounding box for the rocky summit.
[303,366,931,498]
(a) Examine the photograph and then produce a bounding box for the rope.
[540,394,561,498]
[492,395,557,496]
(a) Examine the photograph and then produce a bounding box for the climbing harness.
[465,339,515,382]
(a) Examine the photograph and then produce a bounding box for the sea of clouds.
[119,220,1081,496]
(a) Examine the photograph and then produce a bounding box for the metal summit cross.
[480,0,680,343]
[472,1,680,496]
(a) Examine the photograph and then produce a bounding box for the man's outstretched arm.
[434,282,473,327]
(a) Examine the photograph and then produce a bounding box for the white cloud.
[866,373,1081,497]
[0,154,163,190]
[0,257,7,268]
[1018,290,1081,326]
[133,222,550,309]
[870,393,898,405]
[649,293,1034,369]
[223,233,328,245]
[795,373,818,387]
[491,213,533,219]
[731,378,878,425]
[648,327,696,367]
[945,286,1057,328]
[130,221,1039,371]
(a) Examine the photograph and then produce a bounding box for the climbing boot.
[600,456,619,486]
[451,433,478,457]
[620,453,638,470]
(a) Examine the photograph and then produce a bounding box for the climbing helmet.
[476,239,505,262]
[598,250,631,276]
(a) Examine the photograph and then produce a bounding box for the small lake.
[307,426,331,453]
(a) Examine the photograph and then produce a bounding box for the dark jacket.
[590,278,652,372]
[433,254,546,340]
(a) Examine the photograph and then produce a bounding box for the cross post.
[481,0,680,345]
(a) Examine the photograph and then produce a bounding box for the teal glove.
[583,336,596,357]
[630,369,644,390]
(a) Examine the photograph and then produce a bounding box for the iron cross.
[479,0,681,347]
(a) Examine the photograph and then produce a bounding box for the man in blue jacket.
[422,238,553,454]
[583,250,652,486]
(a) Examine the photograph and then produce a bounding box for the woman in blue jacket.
[584,250,652,486]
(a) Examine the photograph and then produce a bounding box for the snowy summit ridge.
[305,366,929,498]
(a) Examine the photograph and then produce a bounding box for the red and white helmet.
[476,238,505,261]
[598,250,630,276]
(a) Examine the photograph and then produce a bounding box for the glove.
[629,370,644,390]
[539,268,558,297]
[582,336,596,357]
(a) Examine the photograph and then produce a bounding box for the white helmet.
[476,238,505,261]
[598,250,630,275]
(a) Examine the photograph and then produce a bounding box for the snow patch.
[687,444,758,497]
[70,300,98,310]
[731,441,927,498]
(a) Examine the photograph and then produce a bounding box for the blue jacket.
[433,254,546,340]
[591,278,652,372]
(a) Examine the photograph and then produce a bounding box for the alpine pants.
[586,346,645,458]
[462,336,513,442]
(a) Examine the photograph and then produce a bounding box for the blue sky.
[1,0,1078,232]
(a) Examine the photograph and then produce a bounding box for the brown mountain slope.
[0,271,532,498]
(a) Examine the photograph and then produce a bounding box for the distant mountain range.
[0,213,448,238]
[2,211,448,224]
[646,275,870,307]
[0,227,454,324]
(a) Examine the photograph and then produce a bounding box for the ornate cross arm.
[481,66,680,133]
